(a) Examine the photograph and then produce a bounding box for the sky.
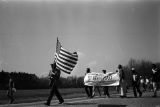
[0,0,160,77]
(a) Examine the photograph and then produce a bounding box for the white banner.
[84,72,120,86]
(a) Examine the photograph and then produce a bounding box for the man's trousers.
[47,83,64,104]
[132,82,142,97]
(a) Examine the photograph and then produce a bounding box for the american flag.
[54,38,78,74]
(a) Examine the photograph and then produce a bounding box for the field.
[0,88,87,105]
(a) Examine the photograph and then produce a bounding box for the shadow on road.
[98,104,127,107]
[64,102,97,105]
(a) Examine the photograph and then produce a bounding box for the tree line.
[0,59,159,90]
[123,59,160,87]
[0,71,84,90]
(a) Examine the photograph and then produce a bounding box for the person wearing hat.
[102,70,110,98]
[118,64,126,98]
[44,62,64,106]
[131,68,142,97]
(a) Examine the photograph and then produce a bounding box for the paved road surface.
[1,91,160,107]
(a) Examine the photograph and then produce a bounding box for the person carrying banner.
[84,68,93,98]
[118,64,127,98]
[44,62,64,106]
[131,68,142,97]
[151,64,159,97]
[102,70,110,98]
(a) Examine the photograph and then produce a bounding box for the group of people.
[6,62,159,105]
[127,64,159,98]
[84,65,126,98]
[139,75,154,92]
[84,68,110,98]
[84,64,159,98]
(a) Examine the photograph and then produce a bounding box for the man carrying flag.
[44,62,64,106]
[44,38,78,106]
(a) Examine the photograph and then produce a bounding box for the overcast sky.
[0,0,160,77]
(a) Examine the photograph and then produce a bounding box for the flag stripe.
[55,53,77,65]
[56,54,76,67]
[56,60,73,71]
[56,53,77,64]
[58,54,77,65]
[60,51,78,61]
[59,54,77,64]
[55,54,74,70]
[60,50,78,61]
[56,63,71,74]
[57,56,75,68]
[60,50,78,60]
[61,48,78,58]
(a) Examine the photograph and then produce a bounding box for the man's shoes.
[120,95,123,98]
[44,102,50,106]
[90,96,94,98]
[106,95,110,98]
[59,101,64,104]
[152,95,157,98]
[120,95,126,98]
[10,99,15,104]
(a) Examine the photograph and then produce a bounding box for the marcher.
[131,68,142,97]
[7,75,16,104]
[118,64,127,98]
[84,68,93,98]
[151,64,159,97]
[44,63,64,106]
[102,70,110,97]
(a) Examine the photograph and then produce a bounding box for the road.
[1,91,160,107]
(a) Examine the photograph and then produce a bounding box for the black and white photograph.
[0,0,160,107]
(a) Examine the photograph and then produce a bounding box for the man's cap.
[152,64,156,69]
[50,63,56,68]
[102,70,106,73]
[50,62,56,65]
[118,64,122,69]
